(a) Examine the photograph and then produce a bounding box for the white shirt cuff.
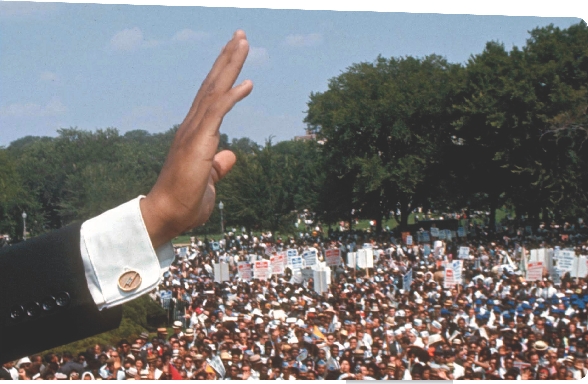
[80,196,174,310]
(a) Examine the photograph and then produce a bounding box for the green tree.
[306,55,460,230]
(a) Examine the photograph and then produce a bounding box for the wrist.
[140,195,183,248]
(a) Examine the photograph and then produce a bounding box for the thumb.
[212,150,237,182]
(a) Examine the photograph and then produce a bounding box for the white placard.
[238,262,252,281]
[271,253,286,275]
[303,247,318,267]
[214,262,230,283]
[290,256,303,271]
[526,261,543,281]
[254,260,271,280]
[325,249,342,267]
[458,246,470,259]
[347,252,356,268]
[286,249,299,265]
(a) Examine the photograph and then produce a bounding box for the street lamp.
[218,201,224,234]
[22,211,27,241]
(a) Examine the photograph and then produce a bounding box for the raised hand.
[140,30,253,248]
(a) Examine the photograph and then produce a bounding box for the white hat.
[428,334,443,345]
[16,357,31,368]
[413,319,423,326]
[431,320,442,329]
[420,331,429,338]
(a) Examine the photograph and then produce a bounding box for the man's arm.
[0,30,252,363]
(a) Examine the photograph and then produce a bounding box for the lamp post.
[22,211,27,241]
[218,201,224,234]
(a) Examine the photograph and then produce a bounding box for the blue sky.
[0,2,583,146]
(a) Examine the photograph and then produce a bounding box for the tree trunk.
[375,210,383,233]
[489,192,498,235]
[399,196,410,231]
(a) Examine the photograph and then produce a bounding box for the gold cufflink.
[118,270,142,292]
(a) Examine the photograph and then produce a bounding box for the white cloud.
[246,46,270,66]
[39,71,59,83]
[109,27,160,51]
[172,29,209,42]
[284,33,323,47]
[0,97,67,118]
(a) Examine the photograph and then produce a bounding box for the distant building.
[294,130,317,141]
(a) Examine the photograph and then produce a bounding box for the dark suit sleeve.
[0,223,122,363]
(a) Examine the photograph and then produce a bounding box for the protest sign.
[211,242,220,251]
[458,246,470,260]
[325,249,342,267]
[347,252,356,269]
[357,250,367,269]
[423,244,431,256]
[290,256,303,271]
[555,249,575,272]
[237,262,252,281]
[457,227,466,237]
[437,230,446,240]
[313,266,331,294]
[452,260,463,283]
[401,232,411,244]
[430,227,440,237]
[403,269,413,290]
[365,249,374,268]
[422,232,430,242]
[406,235,413,245]
[303,248,318,267]
[286,249,299,265]
[254,260,271,281]
[444,229,452,241]
[270,253,286,275]
[214,262,230,283]
[356,249,374,269]
[362,243,373,249]
[444,264,456,288]
[179,247,188,257]
[450,230,457,239]
[526,261,543,281]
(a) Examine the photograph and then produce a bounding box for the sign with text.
[254,260,271,280]
[270,253,286,275]
[325,249,342,267]
[430,227,440,237]
[286,249,299,265]
[303,248,318,267]
[457,227,466,237]
[458,247,470,260]
[555,250,575,272]
[406,235,413,245]
[237,262,252,281]
[526,261,544,281]
[290,256,303,271]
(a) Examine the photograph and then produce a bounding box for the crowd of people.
[3,217,588,380]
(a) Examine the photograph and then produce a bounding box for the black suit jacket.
[0,223,122,363]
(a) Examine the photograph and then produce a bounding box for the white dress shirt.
[79,196,174,310]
